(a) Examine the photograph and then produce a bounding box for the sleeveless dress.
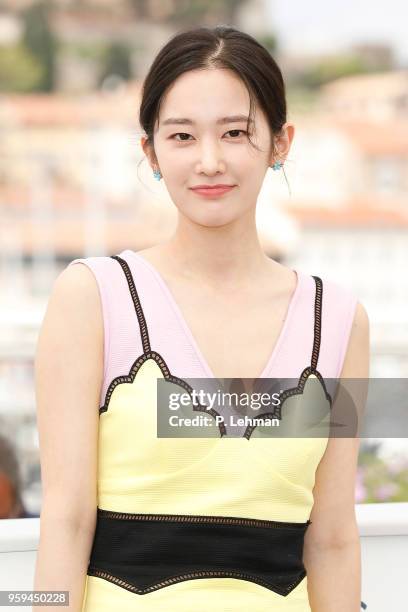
[67,249,359,612]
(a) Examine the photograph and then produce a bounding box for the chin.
[182,207,241,228]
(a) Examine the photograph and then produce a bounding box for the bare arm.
[33,263,104,611]
[304,300,370,611]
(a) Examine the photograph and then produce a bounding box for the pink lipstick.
[190,184,236,197]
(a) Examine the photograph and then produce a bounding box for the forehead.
[157,68,262,127]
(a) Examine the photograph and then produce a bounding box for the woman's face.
[142,68,293,228]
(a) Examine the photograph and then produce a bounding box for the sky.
[267,0,408,66]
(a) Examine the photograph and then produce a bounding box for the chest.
[162,281,294,381]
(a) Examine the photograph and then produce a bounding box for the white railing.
[0,503,407,611]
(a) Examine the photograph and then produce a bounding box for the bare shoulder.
[350,300,370,333]
[340,300,370,379]
[51,260,102,306]
[36,261,104,380]
[35,262,104,524]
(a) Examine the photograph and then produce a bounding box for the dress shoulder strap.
[110,254,152,355]
[310,275,323,373]
[273,270,358,381]
[67,253,147,409]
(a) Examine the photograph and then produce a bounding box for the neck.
[158,211,279,290]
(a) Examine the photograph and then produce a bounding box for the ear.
[270,122,295,165]
[140,135,157,171]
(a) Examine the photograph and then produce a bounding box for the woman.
[34,26,369,611]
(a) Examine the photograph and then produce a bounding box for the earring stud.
[272,161,283,171]
[153,168,162,181]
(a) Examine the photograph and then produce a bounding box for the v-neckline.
[124,249,302,382]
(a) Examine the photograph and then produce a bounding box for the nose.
[196,139,226,175]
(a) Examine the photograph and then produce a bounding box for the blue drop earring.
[153,168,162,181]
[272,160,283,171]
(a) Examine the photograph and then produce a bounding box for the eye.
[225,129,247,138]
[169,129,248,142]
[170,133,193,141]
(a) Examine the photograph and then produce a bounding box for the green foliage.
[169,0,211,23]
[98,41,132,85]
[286,86,320,114]
[20,0,57,92]
[167,0,244,25]
[58,41,107,62]
[300,54,368,89]
[257,33,278,55]
[0,43,44,92]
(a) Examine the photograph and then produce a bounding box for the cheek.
[232,151,268,181]
[160,156,189,185]
[238,164,268,194]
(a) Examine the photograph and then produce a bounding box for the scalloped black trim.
[103,255,328,440]
[243,365,332,439]
[99,348,227,436]
[87,566,307,597]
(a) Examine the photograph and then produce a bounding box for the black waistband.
[87,508,311,597]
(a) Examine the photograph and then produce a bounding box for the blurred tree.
[20,0,57,92]
[300,54,369,89]
[218,0,243,23]
[168,0,243,25]
[98,41,132,86]
[127,0,245,25]
[257,33,278,55]
[128,0,150,18]
[0,43,44,92]
[359,440,382,457]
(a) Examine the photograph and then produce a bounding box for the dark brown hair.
[139,25,288,162]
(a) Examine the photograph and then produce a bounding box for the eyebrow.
[161,114,253,126]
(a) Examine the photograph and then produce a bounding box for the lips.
[190,185,235,197]
[191,184,234,189]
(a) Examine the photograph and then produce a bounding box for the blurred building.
[352,43,395,71]
[319,69,408,120]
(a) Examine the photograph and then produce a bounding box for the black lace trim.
[242,364,332,440]
[99,348,226,437]
[95,507,312,529]
[102,255,329,440]
[311,275,322,372]
[87,567,307,596]
[111,254,151,354]
[242,276,329,438]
